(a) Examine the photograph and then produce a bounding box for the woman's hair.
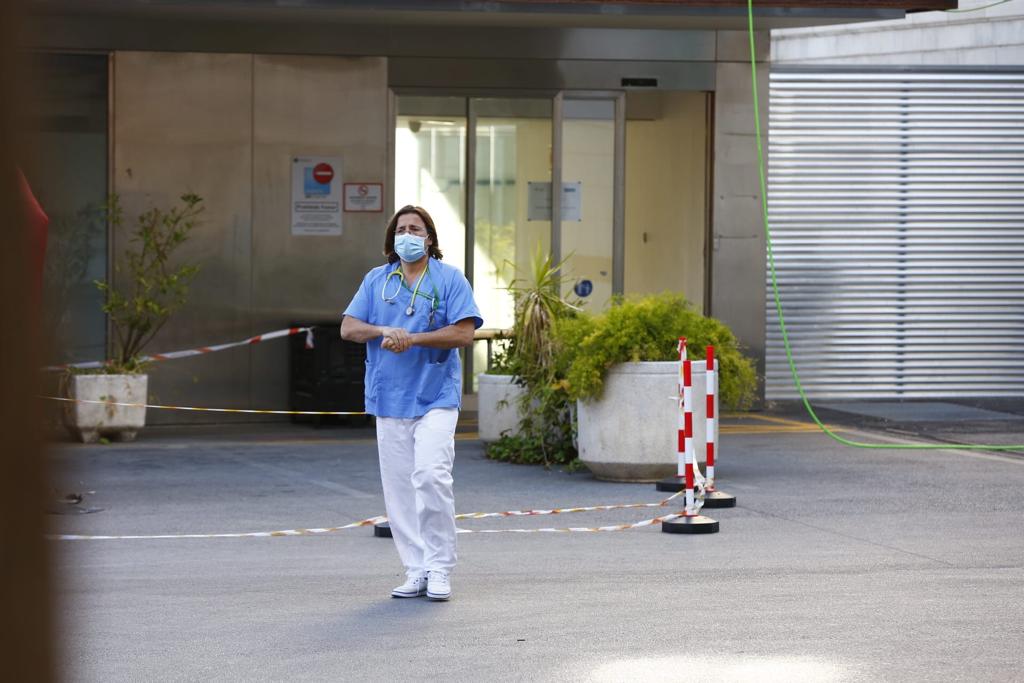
[384,205,443,264]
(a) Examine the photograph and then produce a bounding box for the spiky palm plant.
[496,245,581,467]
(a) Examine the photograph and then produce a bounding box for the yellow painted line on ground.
[721,426,841,435]
[722,413,818,429]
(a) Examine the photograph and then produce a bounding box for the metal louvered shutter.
[766,69,1024,399]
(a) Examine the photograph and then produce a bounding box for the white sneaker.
[391,574,427,598]
[426,570,451,601]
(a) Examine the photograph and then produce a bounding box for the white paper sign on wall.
[291,156,343,236]
[343,183,384,213]
[526,181,582,222]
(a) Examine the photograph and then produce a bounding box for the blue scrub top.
[343,258,483,418]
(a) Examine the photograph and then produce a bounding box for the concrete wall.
[710,31,771,398]
[772,0,1024,65]
[112,52,387,422]
[250,55,388,410]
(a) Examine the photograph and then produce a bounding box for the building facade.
[23,0,952,420]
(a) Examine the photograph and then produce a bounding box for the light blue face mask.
[395,233,427,262]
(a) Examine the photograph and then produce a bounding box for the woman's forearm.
[410,320,475,350]
[340,316,383,343]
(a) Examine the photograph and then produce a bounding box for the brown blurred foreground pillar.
[0,0,56,680]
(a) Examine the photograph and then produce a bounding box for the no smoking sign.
[343,183,384,212]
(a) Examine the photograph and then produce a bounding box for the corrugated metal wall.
[766,69,1024,399]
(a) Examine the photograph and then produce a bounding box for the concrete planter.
[477,373,525,443]
[64,374,148,443]
[577,360,717,482]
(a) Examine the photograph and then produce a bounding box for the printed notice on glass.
[292,156,343,235]
[526,181,582,222]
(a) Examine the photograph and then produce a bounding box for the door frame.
[388,88,627,391]
[389,88,626,293]
[552,90,626,298]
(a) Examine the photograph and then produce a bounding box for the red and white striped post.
[657,338,693,493]
[706,345,715,482]
[701,345,737,509]
[681,339,694,508]
[679,338,692,481]
[662,337,719,534]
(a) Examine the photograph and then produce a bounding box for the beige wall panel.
[711,59,769,401]
[624,91,707,306]
[251,55,388,408]
[113,51,253,424]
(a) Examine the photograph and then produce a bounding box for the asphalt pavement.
[48,405,1024,682]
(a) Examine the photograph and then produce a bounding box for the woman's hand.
[380,326,413,353]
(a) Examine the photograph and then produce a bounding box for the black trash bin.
[290,323,368,426]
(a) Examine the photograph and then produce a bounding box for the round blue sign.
[574,279,593,298]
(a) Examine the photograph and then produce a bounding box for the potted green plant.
[63,192,203,443]
[483,248,580,467]
[558,292,758,481]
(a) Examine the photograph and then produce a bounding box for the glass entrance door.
[470,98,553,337]
[555,93,625,311]
[394,96,468,271]
[393,92,623,391]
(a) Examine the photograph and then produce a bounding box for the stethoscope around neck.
[381,263,439,320]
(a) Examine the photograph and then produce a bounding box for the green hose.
[747,0,1024,451]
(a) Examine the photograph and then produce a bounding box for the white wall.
[772,0,1024,65]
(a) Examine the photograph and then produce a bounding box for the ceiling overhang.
[28,0,958,31]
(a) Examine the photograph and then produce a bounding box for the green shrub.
[484,274,759,470]
[556,292,757,410]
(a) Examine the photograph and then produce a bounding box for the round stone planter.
[477,373,525,443]
[64,373,148,443]
[577,361,716,482]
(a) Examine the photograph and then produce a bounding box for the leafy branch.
[94,192,203,372]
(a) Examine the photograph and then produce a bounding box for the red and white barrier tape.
[43,395,364,417]
[44,326,315,372]
[49,490,691,541]
[454,490,684,521]
[45,335,715,540]
[456,512,685,534]
[53,515,389,541]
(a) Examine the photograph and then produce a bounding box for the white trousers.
[376,407,458,577]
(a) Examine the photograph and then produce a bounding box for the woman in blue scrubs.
[340,205,482,602]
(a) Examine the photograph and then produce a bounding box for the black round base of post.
[661,515,719,534]
[655,477,685,493]
[702,490,737,508]
[374,521,392,538]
